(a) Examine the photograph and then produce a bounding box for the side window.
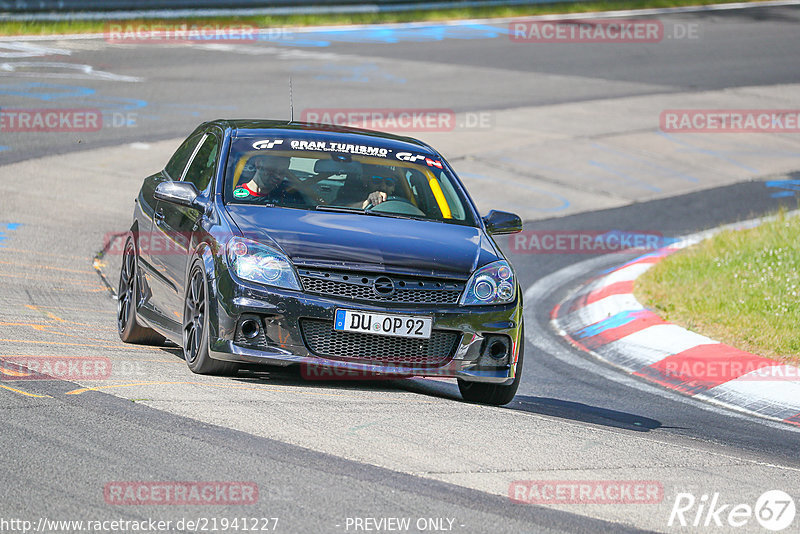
[164,133,203,180]
[183,134,220,193]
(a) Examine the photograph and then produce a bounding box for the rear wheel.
[458,325,524,406]
[117,239,165,345]
[183,259,239,376]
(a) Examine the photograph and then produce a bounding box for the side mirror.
[154,181,202,209]
[483,210,522,235]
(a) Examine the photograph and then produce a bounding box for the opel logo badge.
[373,276,395,295]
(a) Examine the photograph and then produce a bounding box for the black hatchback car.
[118,120,524,405]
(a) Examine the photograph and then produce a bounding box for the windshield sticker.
[396,152,443,169]
[252,139,284,150]
[289,140,389,157]
[426,158,443,169]
[232,187,250,198]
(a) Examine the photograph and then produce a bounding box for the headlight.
[460,260,516,305]
[226,237,301,291]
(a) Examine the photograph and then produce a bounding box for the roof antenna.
[289,75,294,123]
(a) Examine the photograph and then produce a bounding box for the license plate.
[334,309,432,339]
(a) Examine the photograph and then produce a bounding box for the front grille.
[298,268,464,305]
[300,319,459,367]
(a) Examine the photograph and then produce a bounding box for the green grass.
[635,210,800,365]
[0,0,770,36]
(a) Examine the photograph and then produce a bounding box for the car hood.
[225,205,496,277]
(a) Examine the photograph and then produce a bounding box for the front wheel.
[458,326,524,406]
[183,259,239,376]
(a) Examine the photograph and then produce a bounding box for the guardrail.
[1,0,572,15]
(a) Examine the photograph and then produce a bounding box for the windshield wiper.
[315,205,364,213]
[315,204,426,222]
[363,210,424,221]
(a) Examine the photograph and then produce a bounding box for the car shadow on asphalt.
[231,365,406,393]
[396,378,662,432]
[508,395,662,432]
[158,350,661,431]
[156,347,403,391]
[159,345,183,357]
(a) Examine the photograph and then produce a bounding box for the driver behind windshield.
[234,155,305,205]
[360,175,397,209]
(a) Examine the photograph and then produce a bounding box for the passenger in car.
[333,166,401,209]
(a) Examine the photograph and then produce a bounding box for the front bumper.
[207,270,523,384]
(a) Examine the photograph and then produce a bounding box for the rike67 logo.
[669,490,796,531]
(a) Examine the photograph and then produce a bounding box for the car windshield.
[224,136,476,226]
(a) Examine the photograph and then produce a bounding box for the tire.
[183,259,239,376]
[117,238,165,345]
[457,325,524,406]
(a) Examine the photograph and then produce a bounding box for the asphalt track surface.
[2,4,800,533]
